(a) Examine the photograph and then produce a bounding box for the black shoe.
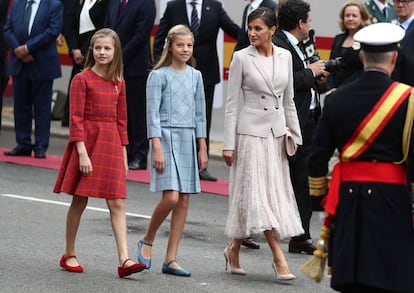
[128,159,147,170]
[4,146,32,157]
[288,239,316,255]
[241,238,260,249]
[199,169,217,181]
[34,149,47,159]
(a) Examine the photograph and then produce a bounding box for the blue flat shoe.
[162,260,191,277]
[137,237,152,269]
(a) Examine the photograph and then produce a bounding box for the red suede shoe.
[118,258,146,278]
[59,255,84,273]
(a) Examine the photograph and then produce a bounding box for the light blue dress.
[146,65,206,193]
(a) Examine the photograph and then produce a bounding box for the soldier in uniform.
[308,23,414,292]
[364,0,397,23]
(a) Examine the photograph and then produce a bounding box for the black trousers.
[203,82,215,156]
[0,56,8,134]
[290,111,317,241]
[125,74,149,163]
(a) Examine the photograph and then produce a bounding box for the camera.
[306,55,344,73]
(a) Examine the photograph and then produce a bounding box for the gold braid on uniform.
[309,176,329,196]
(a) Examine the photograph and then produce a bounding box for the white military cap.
[354,23,405,52]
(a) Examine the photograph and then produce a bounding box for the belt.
[323,161,407,215]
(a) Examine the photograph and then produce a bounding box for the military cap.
[354,23,405,52]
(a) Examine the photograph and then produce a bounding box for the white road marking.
[0,193,151,219]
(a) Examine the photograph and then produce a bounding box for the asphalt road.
[0,128,333,293]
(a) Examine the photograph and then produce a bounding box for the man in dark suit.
[234,0,277,51]
[106,0,156,170]
[3,0,63,158]
[153,0,240,181]
[59,0,78,127]
[272,0,328,255]
[391,0,414,85]
[61,0,108,127]
[0,0,11,135]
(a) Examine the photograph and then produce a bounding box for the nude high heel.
[223,245,246,275]
[272,261,296,281]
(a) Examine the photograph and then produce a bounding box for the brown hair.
[84,28,123,82]
[339,1,370,32]
[153,24,196,70]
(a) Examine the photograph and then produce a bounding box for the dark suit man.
[106,0,156,170]
[0,0,11,135]
[4,0,63,158]
[59,0,79,127]
[272,0,328,255]
[153,0,240,181]
[391,0,414,85]
[61,0,108,127]
[234,0,277,51]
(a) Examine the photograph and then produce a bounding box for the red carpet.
[0,147,229,196]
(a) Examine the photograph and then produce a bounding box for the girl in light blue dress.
[137,25,208,277]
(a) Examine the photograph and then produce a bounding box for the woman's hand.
[222,150,235,167]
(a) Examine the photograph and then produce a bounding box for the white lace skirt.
[225,133,304,240]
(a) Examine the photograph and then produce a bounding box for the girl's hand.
[75,142,92,176]
[152,147,165,173]
[222,150,235,167]
[123,146,128,177]
[151,138,165,173]
[198,149,208,172]
[78,153,92,176]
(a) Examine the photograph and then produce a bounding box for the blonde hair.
[339,1,370,33]
[84,28,123,81]
[154,24,196,70]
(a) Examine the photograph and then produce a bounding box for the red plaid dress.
[53,70,128,199]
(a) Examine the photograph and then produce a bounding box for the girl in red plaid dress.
[54,28,146,277]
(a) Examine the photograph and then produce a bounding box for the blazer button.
[264,108,267,111]
[261,96,265,99]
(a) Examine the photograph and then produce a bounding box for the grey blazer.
[223,45,302,150]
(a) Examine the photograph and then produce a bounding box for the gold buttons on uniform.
[348,188,353,194]
[367,189,372,195]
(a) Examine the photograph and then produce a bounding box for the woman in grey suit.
[222,8,303,281]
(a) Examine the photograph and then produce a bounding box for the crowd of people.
[1,0,414,291]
